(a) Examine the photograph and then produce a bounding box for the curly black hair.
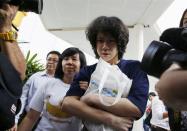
[85,16,129,59]
[54,47,87,79]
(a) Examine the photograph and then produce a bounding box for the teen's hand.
[110,116,133,131]
[79,81,89,90]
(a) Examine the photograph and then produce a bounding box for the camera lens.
[19,0,43,14]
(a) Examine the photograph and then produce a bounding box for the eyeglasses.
[46,58,59,63]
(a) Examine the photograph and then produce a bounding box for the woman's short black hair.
[54,47,87,79]
[85,16,129,59]
[179,8,187,27]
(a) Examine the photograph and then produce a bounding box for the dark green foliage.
[24,50,45,83]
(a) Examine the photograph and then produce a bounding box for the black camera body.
[141,27,187,78]
[0,0,43,14]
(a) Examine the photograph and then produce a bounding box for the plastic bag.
[85,58,132,106]
[83,58,132,131]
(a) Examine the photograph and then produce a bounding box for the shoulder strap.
[0,52,22,98]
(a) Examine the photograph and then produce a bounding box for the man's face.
[96,32,119,64]
[46,54,59,73]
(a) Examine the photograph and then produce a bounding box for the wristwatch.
[0,30,18,42]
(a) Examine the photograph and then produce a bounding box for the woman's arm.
[18,109,41,131]
[18,82,46,131]
[79,71,142,118]
[62,96,133,131]
[81,94,141,118]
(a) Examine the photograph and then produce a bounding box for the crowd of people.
[0,1,186,131]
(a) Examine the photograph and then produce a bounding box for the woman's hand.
[79,81,89,90]
[109,116,133,131]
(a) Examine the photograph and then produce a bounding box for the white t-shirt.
[150,96,170,130]
[30,78,82,131]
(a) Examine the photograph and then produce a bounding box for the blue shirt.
[66,59,149,116]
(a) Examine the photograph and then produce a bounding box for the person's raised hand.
[0,4,18,32]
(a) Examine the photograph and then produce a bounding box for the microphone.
[160,27,187,52]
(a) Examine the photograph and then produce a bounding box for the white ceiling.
[40,0,175,58]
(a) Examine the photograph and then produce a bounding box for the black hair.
[85,16,129,59]
[179,8,187,27]
[46,50,61,59]
[148,92,156,97]
[54,47,87,79]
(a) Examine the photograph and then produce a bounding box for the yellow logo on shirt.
[46,102,71,118]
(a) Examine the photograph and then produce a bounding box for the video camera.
[141,27,187,78]
[0,0,43,14]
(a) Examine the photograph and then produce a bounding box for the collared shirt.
[15,71,53,123]
[150,96,170,130]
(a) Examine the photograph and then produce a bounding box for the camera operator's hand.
[165,63,181,72]
[0,4,18,32]
[156,64,187,110]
